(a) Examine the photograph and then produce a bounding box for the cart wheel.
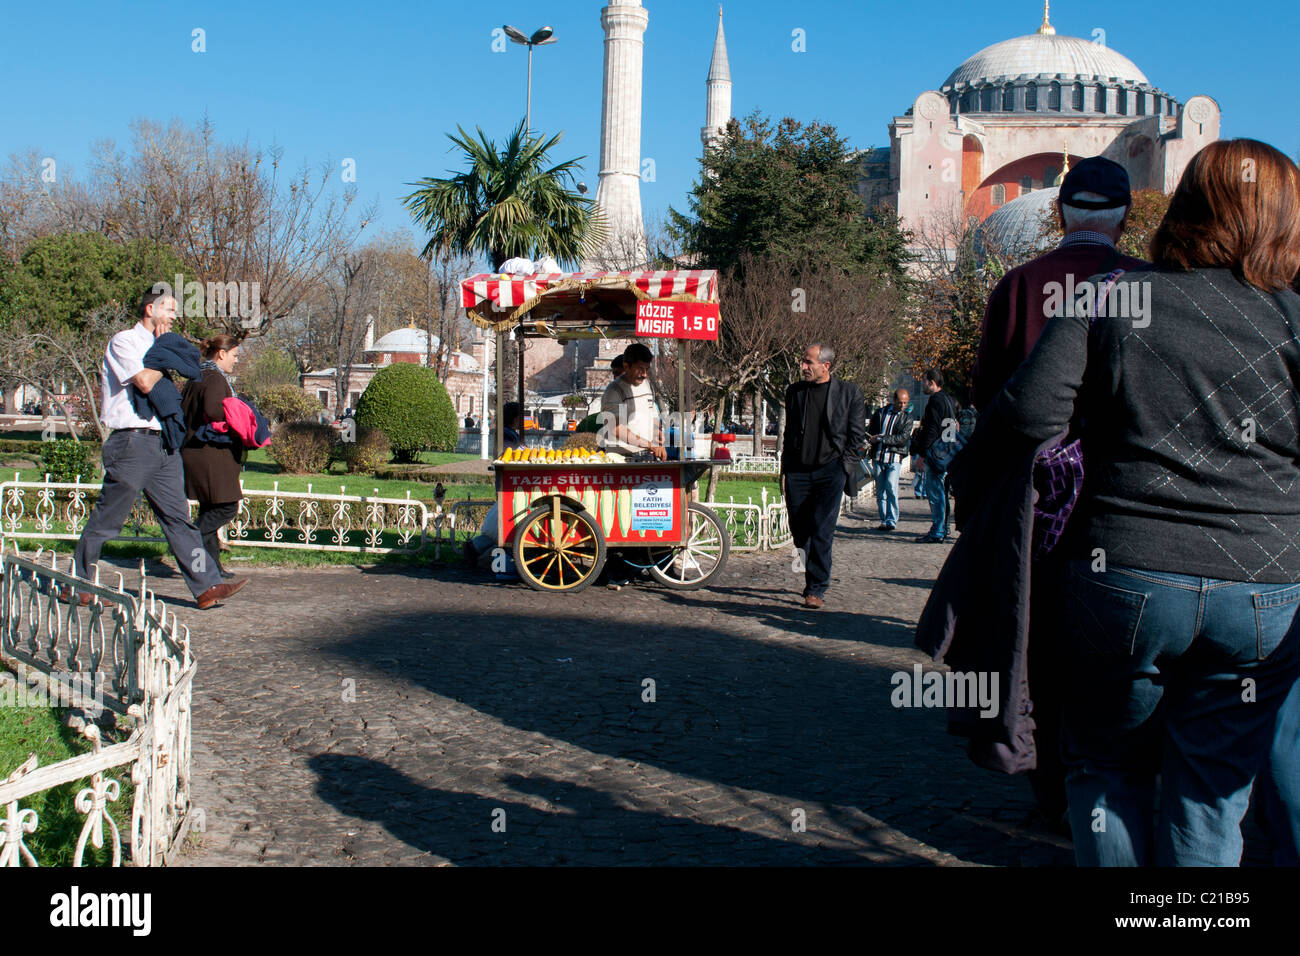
[647,502,730,590]
[513,498,606,592]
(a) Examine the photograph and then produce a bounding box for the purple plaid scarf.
[1031,267,1127,560]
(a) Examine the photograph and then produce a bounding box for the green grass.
[0,677,133,867]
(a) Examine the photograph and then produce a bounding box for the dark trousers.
[74,430,221,598]
[785,459,845,598]
[1027,553,1068,825]
[197,501,240,570]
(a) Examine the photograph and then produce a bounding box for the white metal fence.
[2,473,805,557]
[0,473,432,556]
[0,546,195,866]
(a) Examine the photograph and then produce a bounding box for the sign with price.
[634,299,720,340]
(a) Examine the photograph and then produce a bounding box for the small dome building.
[301,319,493,423]
[976,186,1060,260]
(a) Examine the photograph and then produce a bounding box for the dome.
[944,34,1149,88]
[372,328,438,353]
[977,187,1059,259]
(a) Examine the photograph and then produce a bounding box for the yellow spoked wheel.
[513,499,607,592]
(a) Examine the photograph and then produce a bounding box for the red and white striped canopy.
[460,270,718,331]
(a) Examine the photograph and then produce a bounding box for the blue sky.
[2,0,1296,253]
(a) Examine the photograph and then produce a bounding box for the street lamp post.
[502,24,555,134]
[503,24,556,417]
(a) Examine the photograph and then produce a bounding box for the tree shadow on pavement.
[322,604,1073,867]
[308,754,940,865]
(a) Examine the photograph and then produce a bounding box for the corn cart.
[460,269,730,592]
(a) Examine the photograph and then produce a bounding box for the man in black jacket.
[866,388,914,531]
[780,343,866,608]
[914,368,958,543]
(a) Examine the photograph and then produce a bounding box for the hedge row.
[372,465,485,485]
[0,438,98,456]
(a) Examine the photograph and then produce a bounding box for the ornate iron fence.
[0,546,195,866]
[0,474,431,556]
[723,455,780,474]
[0,473,805,557]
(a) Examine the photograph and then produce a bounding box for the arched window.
[1021,175,1034,193]
[1043,166,1059,187]
[1072,82,1085,111]
[1116,88,1127,115]
[963,90,977,112]
[1025,83,1038,111]
[981,86,995,111]
[1048,81,1062,111]
[992,184,1006,206]
[1136,91,1146,115]
[1167,98,1175,116]
[1003,84,1016,110]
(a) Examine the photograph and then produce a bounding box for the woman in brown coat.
[181,334,243,579]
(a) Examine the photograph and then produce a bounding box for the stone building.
[300,326,490,420]
[856,3,1220,248]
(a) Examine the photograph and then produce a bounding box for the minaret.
[701,6,732,153]
[593,0,649,269]
[1037,0,1056,35]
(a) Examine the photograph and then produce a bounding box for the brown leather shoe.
[57,585,93,607]
[803,594,824,609]
[197,579,247,610]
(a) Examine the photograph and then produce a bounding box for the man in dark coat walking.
[913,368,959,544]
[780,343,866,609]
[965,155,1146,832]
[970,156,1146,413]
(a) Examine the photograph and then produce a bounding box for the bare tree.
[83,117,374,336]
[0,306,128,441]
[322,252,379,414]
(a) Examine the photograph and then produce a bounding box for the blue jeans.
[1257,675,1300,864]
[875,459,901,526]
[923,465,947,538]
[1060,561,1300,866]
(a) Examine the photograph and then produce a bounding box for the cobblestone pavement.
[146,495,1083,866]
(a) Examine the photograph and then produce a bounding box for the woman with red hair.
[978,139,1300,865]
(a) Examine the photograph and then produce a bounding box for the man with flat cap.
[971,156,1146,412]
[967,155,1147,834]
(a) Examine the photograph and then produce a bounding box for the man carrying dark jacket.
[866,388,914,531]
[780,343,866,609]
[67,287,247,611]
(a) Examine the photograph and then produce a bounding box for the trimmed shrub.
[268,422,334,473]
[39,439,99,483]
[575,413,602,433]
[259,385,324,424]
[355,364,458,464]
[337,426,391,474]
[0,438,71,456]
[563,432,599,450]
[239,349,301,402]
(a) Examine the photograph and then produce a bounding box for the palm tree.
[403,121,604,269]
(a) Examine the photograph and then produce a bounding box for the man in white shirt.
[599,343,666,460]
[67,287,247,610]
